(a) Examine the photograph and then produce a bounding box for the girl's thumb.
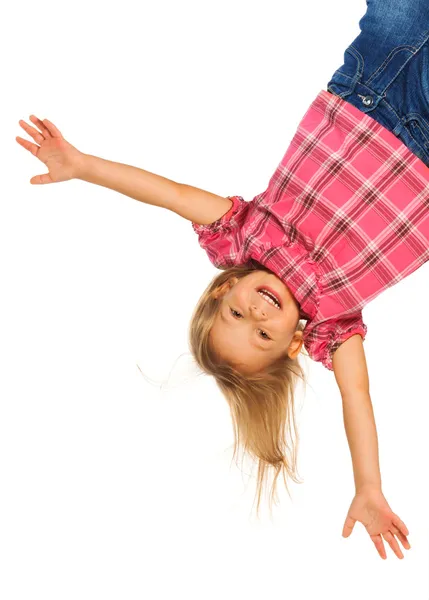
[30,173,52,185]
[342,515,355,538]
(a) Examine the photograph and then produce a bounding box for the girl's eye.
[229,308,271,340]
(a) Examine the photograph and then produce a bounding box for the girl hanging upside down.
[17,0,429,560]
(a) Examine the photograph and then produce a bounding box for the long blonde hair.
[188,262,309,517]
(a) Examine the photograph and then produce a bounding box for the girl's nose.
[250,304,267,318]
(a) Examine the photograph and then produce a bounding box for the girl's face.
[210,270,304,374]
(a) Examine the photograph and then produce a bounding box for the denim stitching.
[405,112,429,136]
[396,115,429,161]
[412,26,429,49]
[381,30,429,94]
[381,94,429,139]
[331,72,356,82]
[327,84,348,99]
[406,120,429,149]
[365,45,417,86]
[347,44,364,83]
[382,97,402,122]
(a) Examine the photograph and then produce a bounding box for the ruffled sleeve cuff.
[191,196,244,236]
[322,320,368,371]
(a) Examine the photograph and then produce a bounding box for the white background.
[2,0,428,598]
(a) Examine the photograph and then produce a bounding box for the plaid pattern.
[192,89,429,371]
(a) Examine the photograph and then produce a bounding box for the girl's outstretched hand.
[342,486,411,559]
[16,115,85,184]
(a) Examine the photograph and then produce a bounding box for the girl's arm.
[78,154,234,226]
[332,334,381,490]
[335,337,410,560]
[16,115,233,225]
[341,389,382,492]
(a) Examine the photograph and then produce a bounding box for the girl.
[16,0,425,561]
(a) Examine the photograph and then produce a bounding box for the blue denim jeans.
[327,0,429,167]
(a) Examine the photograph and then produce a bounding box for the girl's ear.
[211,277,238,300]
[211,284,226,300]
[288,329,304,360]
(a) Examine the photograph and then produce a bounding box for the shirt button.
[362,95,373,107]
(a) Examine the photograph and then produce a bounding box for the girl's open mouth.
[256,286,282,309]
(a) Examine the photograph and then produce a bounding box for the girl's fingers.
[18,120,45,144]
[392,515,409,537]
[370,534,387,560]
[16,136,40,157]
[390,525,411,550]
[29,115,52,138]
[382,530,404,559]
[41,117,63,138]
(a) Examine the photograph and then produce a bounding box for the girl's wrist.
[355,482,382,494]
[74,152,92,180]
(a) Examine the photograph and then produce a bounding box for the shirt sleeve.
[303,312,368,371]
[192,195,253,269]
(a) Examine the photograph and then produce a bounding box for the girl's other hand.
[342,486,411,560]
[16,115,85,184]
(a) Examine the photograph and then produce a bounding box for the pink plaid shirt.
[192,89,429,371]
